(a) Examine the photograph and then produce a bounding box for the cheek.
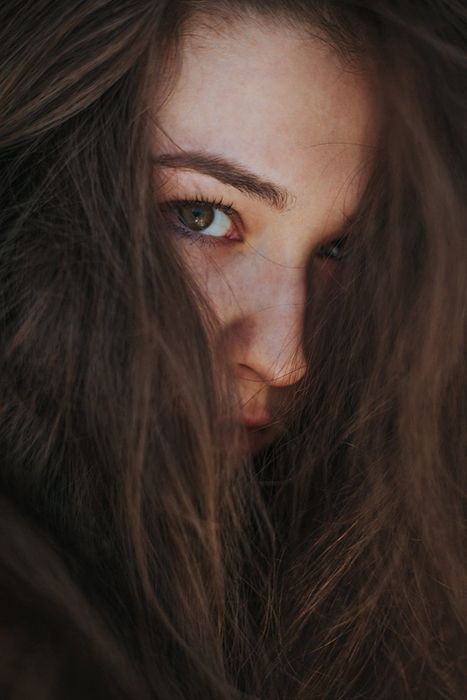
[177,243,250,324]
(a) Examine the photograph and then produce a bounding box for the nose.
[226,261,307,388]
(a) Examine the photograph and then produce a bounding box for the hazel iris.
[177,204,214,231]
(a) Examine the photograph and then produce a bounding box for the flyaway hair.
[0,1,465,698]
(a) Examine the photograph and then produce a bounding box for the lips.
[242,418,270,430]
[240,406,272,429]
[230,411,274,455]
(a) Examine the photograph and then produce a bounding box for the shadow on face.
[151,12,375,450]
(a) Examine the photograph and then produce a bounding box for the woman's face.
[152,15,373,453]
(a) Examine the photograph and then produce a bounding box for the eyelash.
[160,196,239,247]
[160,195,350,259]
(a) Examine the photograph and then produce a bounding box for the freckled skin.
[152,14,374,443]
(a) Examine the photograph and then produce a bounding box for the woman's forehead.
[154,14,375,195]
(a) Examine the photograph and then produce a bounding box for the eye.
[162,199,241,242]
[176,202,229,236]
[315,236,348,261]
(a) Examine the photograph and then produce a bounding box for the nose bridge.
[235,259,307,386]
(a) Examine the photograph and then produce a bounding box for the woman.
[0,1,465,698]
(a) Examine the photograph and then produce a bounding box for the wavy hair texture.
[0,1,465,699]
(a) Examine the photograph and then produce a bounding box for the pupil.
[179,204,214,231]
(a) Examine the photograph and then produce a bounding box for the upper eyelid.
[164,197,235,212]
[156,170,268,221]
[159,192,235,209]
[319,213,356,243]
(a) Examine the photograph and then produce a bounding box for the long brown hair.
[0,1,465,698]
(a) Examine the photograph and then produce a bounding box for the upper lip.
[242,415,272,430]
[239,403,273,429]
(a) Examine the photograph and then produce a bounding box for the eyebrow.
[153,151,294,211]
